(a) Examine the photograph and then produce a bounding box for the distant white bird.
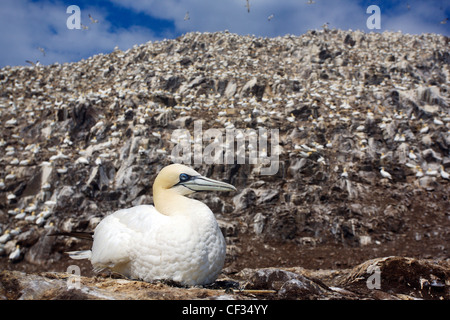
[299,151,312,158]
[152,131,162,138]
[300,144,315,152]
[35,213,46,226]
[287,113,295,123]
[380,167,392,180]
[408,150,417,161]
[425,168,438,176]
[317,156,326,165]
[156,147,167,155]
[76,157,89,165]
[7,194,16,201]
[9,245,21,261]
[50,151,69,161]
[19,159,30,166]
[25,60,40,66]
[306,0,315,4]
[57,166,68,174]
[356,125,365,132]
[0,230,11,244]
[433,118,444,125]
[267,14,274,21]
[440,17,448,24]
[394,134,405,142]
[25,202,37,213]
[5,172,16,181]
[184,11,190,21]
[440,166,449,180]
[341,168,348,179]
[25,212,37,222]
[41,207,52,219]
[63,136,73,146]
[38,47,46,56]
[415,166,424,177]
[419,125,429,134]
[15,210,26,220]
[246,0,250,12]
[10,228,21,236]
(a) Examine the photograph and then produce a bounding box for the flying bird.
[246,0,250,13]
[58,164,237,286]
[89,14,99,23]
[9,245,21,261]
[25,60,40,66]
[38,47,46,56]
[380,167,392,180]
[440,17,448,24]
[184,11,190,21]
[307,0,316,4]
[267,14,274,21]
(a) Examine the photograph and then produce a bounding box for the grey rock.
[232,188,256,211]
[422,148,443,162]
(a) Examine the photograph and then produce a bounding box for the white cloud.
[381,2,448,35]
[109,0,369,36]
[0,0,448,67]
[0,0,158,67]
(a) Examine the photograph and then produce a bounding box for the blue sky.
[0,0,448,67]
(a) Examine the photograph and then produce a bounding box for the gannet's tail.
[47,231,93,260]
[47,231,94,241]
[66,250,92,260]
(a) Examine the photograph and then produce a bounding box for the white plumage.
[67,164,236,286]
[380,167,392,180]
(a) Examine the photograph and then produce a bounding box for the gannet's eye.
[179,173,190,182]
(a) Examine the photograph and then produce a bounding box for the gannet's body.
[68,164,236,286]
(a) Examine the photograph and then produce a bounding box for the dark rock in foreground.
[1,256,448,300]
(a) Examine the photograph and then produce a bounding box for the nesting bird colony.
[0,29,449,270]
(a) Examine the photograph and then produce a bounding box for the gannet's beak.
[178,175,237,192]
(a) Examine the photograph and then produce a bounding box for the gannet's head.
[154,164,236,196]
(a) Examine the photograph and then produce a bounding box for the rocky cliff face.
[0,29,449,299]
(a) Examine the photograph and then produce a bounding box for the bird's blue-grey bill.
[180,176,236,192]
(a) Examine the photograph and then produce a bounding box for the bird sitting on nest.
[52,164,236,286]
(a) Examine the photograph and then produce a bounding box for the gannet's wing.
[89,205,167,271]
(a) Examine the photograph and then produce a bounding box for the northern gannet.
[88,14,99,23]
[0,230,11,244]
[66,164,236,286]
[38,47,46,56]
[9,245,21,261]
[380,167,392,180]
[440,166,449,180]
